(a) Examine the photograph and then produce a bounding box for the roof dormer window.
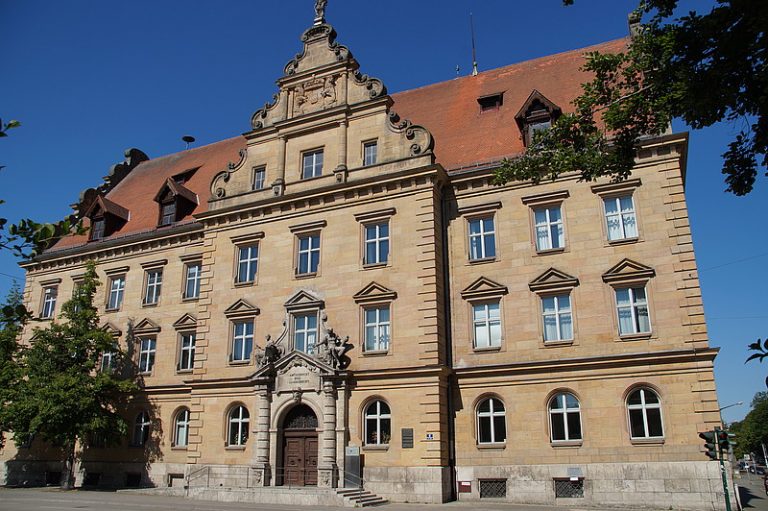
[160,200,176,227]
[478,92,504,112]
[154,177,198,227]
[515,90,562,147]
[84,196,130,242]
[91,217,106,241]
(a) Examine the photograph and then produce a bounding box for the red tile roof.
[49,38,626,253]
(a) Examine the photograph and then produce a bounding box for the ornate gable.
[224,299,260,318]
[172,313,197,330]
[353,282,397,304]
[602,259,656,284]
[529,268,579,293]
[460,277,508,300]
[132,318,160,335]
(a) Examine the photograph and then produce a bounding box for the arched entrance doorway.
[279,404,318,486]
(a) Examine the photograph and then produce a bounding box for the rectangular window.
[91,218,105,241]
[364,306,390,352]
[294,313,318,354]
[364,222,389,265]
[616,287,650,335]
[143,269,163,305]
[534,206,564,251]
[297,234,320,275]
[236,244,259,283]
[542,295,573,342]
[107,276,125,310]
[100,350,116,372]
[232,321,253,362]
[178,332,196,371]
[604,195,638,241]
[473,302,501,349]
[252,166,266,190]
[41,286,57,319]
[363,141,378,166]
[184,262,202,299]
[302,149,324,179]
[138,337,156,373]
[160,201,176,226]
[468,217,496,261]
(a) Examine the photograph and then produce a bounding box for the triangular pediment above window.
[284,290,324,311]
[602,258,656,284]
[172,313,197,330]
[154,177,199,205]
[460,276,508,300]
[529,268,579,293]
[100,322,122,337]
[353,282,397,304]
[514,90,562,123]
[224,299,260,318]
[132,318,160,335]
[83,195,130,222]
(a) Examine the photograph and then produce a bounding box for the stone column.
[334,121,348,183]
[272,135,286,196]
[251,385,272,486]
[318,381,338,488]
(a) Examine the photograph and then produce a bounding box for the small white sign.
[426,433,434,440]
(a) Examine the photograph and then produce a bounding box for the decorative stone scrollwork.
[353,71,386,99]
[388,112,435,157]
[293,75,338,115]
[209,148,245,200]
[250,94,280,129]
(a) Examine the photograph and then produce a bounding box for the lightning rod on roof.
[470,12,478,76]
[182,135,195,149]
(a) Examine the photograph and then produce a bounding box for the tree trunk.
[60,439,76,490]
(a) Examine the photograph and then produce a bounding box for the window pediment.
[284,289,324,311]
[353,282,397,304]
[461,276,508,300]
[224,299,260,319]
[602,258,656,284]
[172,313,198,330]
[132,318,160,335]
[529,268,579,293]
[515,90,562,147]
[154,177,198,205]
[100,322,122,337]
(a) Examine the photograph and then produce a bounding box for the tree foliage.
[730,392,768,462]
[746,337,768,389]
[0,282,29,449]
[495,0,767,195]
[2,262,137,488]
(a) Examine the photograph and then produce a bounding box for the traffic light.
[717,429,736,452]
[699,430,718,460]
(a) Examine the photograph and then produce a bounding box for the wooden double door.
[282,430,318,486]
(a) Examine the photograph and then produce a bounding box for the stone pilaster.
[318,380,337,488]
[251,385,272,486]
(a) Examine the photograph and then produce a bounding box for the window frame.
[177,331,196,372]
[541,294,574,343]
[457,202,502,265]
[476,396,506,445]
[363,399,392,447]
[159,199,177,227]
[471,300,502,350]
[548,392,583,444]
[252,165,266,190]
[591,179,642,245]
[533,205,565,252]
[301,148,324,179]
[138,337,156,374]
[90,216,106,241]
[173,408,190,448]
[235,243,259,284]
[363,304,391,353]
[183,260,202,300]
[363,221,390,267]
[40,285,58,319]
[467,215,497,262]
[142,268,163,306]
[132,411,151,447]
[292,311,319,355]
[626,387,665,441]
[230,320,254,364]
[363,140,378,166]
[227,405,250,447]
[355,208,396,269]
[615,286,651,337]
[106,274,126,311]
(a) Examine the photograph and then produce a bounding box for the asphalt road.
[738,472,768,511]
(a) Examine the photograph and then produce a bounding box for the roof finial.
[470,12,479,76]
[314,0,327,25]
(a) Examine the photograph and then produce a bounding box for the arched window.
[364,400,391,446]
[477,397,506,444]
[228,405,250,446]
[132,411,150,447]
[627,388,664,439]
[548,392,582,442]
[174,408,190,447]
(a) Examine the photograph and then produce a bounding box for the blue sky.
[1,0,765,423]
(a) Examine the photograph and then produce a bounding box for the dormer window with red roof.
[84,196,130,242]
[515,90,562,147]
[154,175,198,228]
[477,92,504,112]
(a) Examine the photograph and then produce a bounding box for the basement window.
[554,478,584,498]
[478,92,504,112]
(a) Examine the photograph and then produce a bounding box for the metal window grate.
[554,478,584,498]
[479,479,507,499]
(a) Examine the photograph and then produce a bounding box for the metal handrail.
[185,465,210,489]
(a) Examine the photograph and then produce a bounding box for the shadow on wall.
[3,319,165,489]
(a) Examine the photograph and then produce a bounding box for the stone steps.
[336,487,388,507]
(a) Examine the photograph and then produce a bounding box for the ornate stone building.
[2,3,730,509]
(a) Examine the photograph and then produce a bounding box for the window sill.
[619,332,652,341]
[142,302,159,308]
[362,444,389,451]
[176,369,193,374]
[607,237,640,246]
[535,247,566,256]
[551,440,583,448]
[171,446,188,451]
[182,296,200,303]
[468,257,497,265]
[630,437,665,445]
[543,339,574,348]
[477,443,506,450]
[104,307,121,313]
[295,272,318,280]
[362,350,389,357]
[138,371,154,377]
[473,345,502,353]
[234,280,255,288]
[225,445,247,451]
[229,360,251,366]
[362,262,389,270]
